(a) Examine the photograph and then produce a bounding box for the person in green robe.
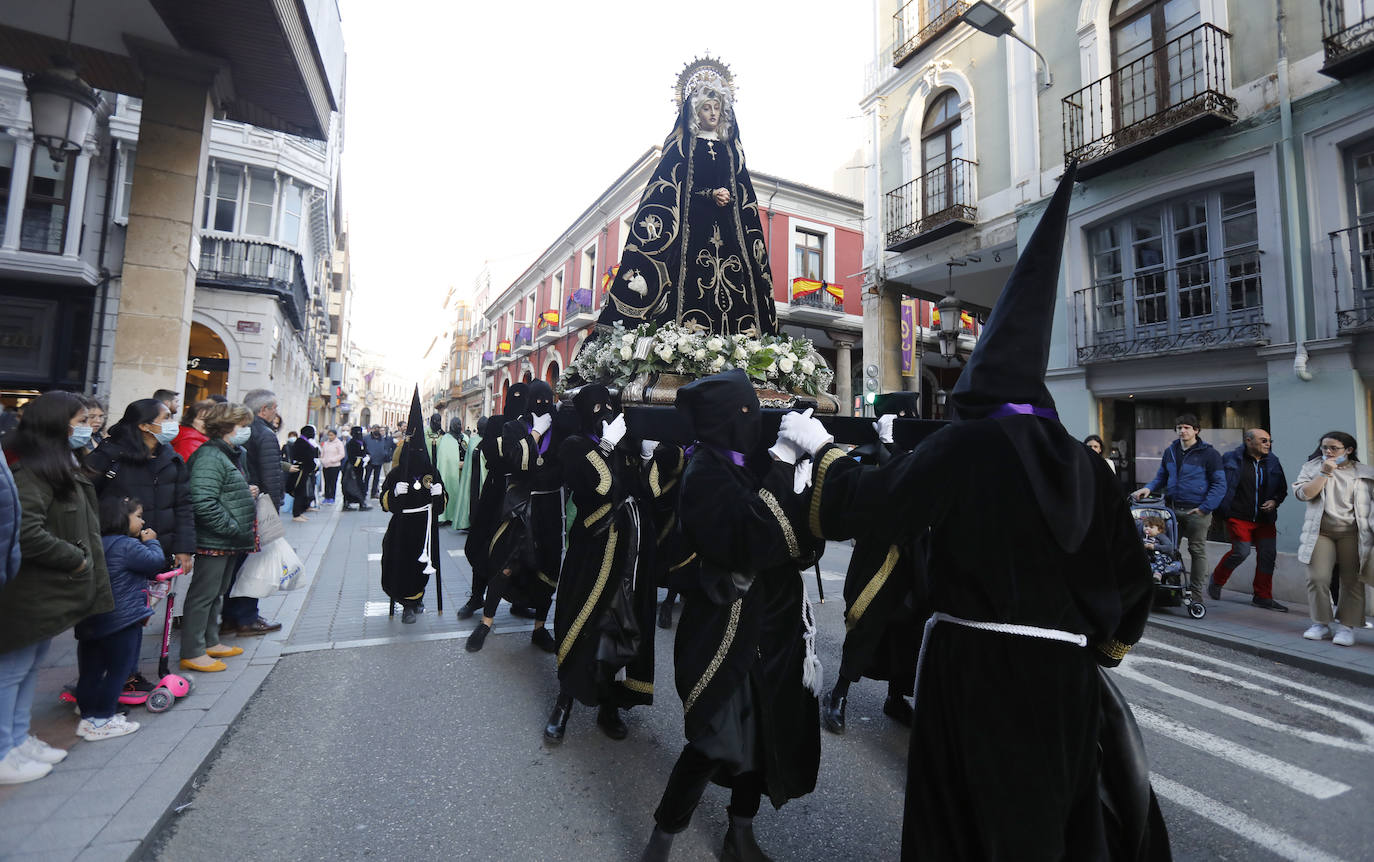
[450,420,486,531]
[435,418,466,527]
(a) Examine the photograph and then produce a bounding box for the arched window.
[545,361,560,386]
[921,90,963,216]
[1110,0,1202,127]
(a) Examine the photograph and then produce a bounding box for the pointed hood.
[675,369,760,455]
[950,163,1077,421]
[398,386,436,482]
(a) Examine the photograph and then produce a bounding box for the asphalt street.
[149,508,1373,860]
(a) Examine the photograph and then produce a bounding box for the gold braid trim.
[684,597,742,714]
[808,447,843,539]
[537,571,558,589]
[669,551,698,572]
[1096,639,1132,662]
[649,462,662,497]
[488,520,509,554]
[845,545,900,632]
[582,503,612,529]
[519,438,530,473]
[620,678,654,695]
[759,489,799,559]
[557,525,619,667]
[587,450,612,496]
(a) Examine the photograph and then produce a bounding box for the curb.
[1145,614,1374,687]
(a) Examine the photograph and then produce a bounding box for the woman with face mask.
[1293,431,1374,647]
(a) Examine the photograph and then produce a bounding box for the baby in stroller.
[1141,515,1181,583]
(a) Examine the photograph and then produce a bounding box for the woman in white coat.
[1292,430,1374,646]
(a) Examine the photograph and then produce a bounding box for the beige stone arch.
[898,62,977,190]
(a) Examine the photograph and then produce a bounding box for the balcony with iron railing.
[1321,0,1374,77]
[1063,24,1237,180]
[197,235,309,330]
[564,289,596,327]
[893,1,970,67]
[1329,223,1374,333]
[461,375,482,394]
[886,157,977,252]
[1072,251,1268,362]
[536,310,561,344]
[512,326,533,355]
[481,350,496,371]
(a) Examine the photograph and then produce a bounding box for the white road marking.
[1136,637,1374,717]
[367,553,381,561]
[1149,774,1348,862]
[1116,660,1374,752]
[281,622,537,655]
[1133,706,1350,799]
[448,549,462,557]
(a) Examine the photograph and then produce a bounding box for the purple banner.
[900,298,915,377]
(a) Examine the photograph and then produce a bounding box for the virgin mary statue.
[596,57,778,337]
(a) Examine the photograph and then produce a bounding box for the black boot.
[544,696,572,744]
[596,703,628,740]
[656,600,674,630]
[882,694,913,727]
[722,814,772,862]
[638,827,674,862]
[401,605,417,624]
[465,622,490,653]
[456,597,482,620]
[820,691,846,735]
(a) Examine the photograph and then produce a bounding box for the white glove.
[532,413,552,437]
[768,438,802,465]
[778,408,833,457]
[793,458,813,495]
[602,414,628,448]
[431,482,443,496]
[362,455,371,466]
[394,482,408,497]
[875,414,896,444]
[641,439,658,461]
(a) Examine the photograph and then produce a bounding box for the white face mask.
[154,419,179,444]
[230,426,252,446]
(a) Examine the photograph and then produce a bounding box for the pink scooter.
[59,568,193,713]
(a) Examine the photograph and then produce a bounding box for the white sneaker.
[1303,623,1331,640]
[15,735,67,764]
[1333,625,1356,647]
[77,714,140,741]
[0,747,52,784]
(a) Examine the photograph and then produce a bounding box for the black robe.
[342,437,367,504]
[672,447,821,810]
[485,419,562,609]
[807,416,1155,861]
[284,437,318,503]
[643,444,691,587]
[464,421,507,580]
[553,435,669,709]
[379,467,446,606]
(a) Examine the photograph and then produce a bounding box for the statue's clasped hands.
[713,187,731,207]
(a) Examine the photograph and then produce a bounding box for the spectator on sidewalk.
[182,403,258,671]
[1083,434,1116,473]
[1133,414,1226,601]
[0,392,113,783]
[363,426,393,498]
[1208,428,1288,611]
[319,428,346,504]
[153,389,180,419]
[172,399,215,463]
[1293,431,1374,647]
[79,395,107,453]
[229,390,285,637]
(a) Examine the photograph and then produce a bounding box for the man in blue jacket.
[1207,428,1288,611]
[1133,414,1227,601]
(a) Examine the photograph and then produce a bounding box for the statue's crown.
[674,55,735,109]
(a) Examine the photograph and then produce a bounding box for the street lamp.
[960,1,1053,89]
[935,291,963,360]
[22,0,100,165]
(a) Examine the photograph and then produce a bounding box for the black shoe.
[1252,596,1289,612]
[820,692,846,735]
[466,623,490,653]
[531,626,555,653]
[722,816,772,862]
[357,504,372,512]
[402,606,416,624]
[456,598,482,620]
[1206,580,1222,601]
[509,605,537,619]
[657,600,674,630]
[125,671,156,694]
[544,698,572,744]
[596,704,628,740]
[638,827,675,862]
[883,695,913,727]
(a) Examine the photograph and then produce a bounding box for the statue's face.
[696,99,721,132]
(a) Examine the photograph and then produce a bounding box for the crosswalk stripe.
[1133,706,1350,800]
[1149,774,1348,862]
[367,553,380,561]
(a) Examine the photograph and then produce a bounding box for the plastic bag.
[256,493,286,545]
[230,538,305,598]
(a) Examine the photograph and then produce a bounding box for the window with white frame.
[1346,143,1374,303]
[203,163,242,232]
[795,229,824,282]
[116,145,135,221]
[278,181,303,245]
[553,270,564,315]
[22,152,73,253]
[0,136,13,239]
[245,168,275,237]
[582,244,597,294]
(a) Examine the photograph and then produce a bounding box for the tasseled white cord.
[418,502,435,575]
[800,594,823,696]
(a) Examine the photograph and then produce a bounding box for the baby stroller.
[1130,494,1205,619]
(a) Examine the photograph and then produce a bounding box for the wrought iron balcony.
[885,157,977,252]
[461,375,482,393]
[197,236,309,330]
[565,289,595,324]
[790,290,843,311]
[1321,0,1374,78]
[1063,24,1237,180]
[893,0,970,67]
[481,350,495,370]
[1072,252,1268,362]
[512,326,533,354]
[1329,223,1374,333]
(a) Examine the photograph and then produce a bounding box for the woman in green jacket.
[0,392,114,784]
[181,403,258,672]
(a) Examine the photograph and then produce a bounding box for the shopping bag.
[230,538,304,598]
[276,540,305,591]
[256,493,286,544]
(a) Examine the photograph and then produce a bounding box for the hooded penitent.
[573,384,614,437]
[529,381,555,417]
[379,387,444,611]
[947,163,1095,554]
[674,369,761,457]
[504,383,530,423]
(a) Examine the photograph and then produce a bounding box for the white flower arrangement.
[564,320,835,397]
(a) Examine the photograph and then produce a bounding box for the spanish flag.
[791,278,844,302]
[497,339,511,354]
[540,310,560,328]
[601,264,620,293]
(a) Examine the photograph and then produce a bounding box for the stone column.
[2,133,31,250]
[108,48,222,410]
[62,147,93,257]
[833,340,853,416]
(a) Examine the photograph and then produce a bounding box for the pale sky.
[337,0,873,379]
